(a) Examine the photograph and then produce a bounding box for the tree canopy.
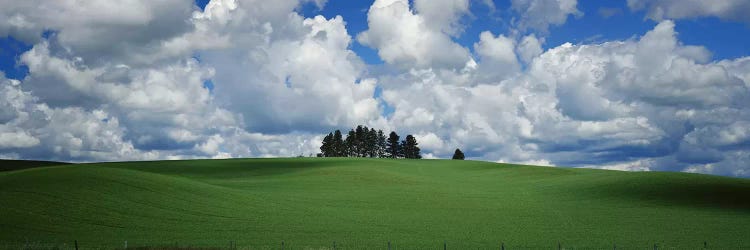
[319,126,421,159]
[386,131,400,158]
[452,148,465,160]
[401,135,421,159]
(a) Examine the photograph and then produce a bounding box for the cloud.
[0,0,198,65]
[0,131,40,149]
[474,31,521,80]
[413,0,470,36]
[17,38,248,156]
[593,159,654,172]
[415,132,447,156]
[195,2,384,133]
[356,0,471,69]
[0,76,148,161]
[0,0,346,161]
[510,0,582,33]
[627,0,750,23]
[516,34,543,64]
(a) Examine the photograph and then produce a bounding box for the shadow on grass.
[0,159,71,172]
[601,175,750,212]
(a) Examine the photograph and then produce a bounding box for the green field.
[1,158,749,249]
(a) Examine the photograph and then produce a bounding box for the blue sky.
[1,0,750,177]
[0,36,30,80]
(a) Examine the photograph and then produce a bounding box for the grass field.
[1,158,749,249]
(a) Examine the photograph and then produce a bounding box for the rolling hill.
[1,158,748,249]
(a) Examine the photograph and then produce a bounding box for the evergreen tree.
[333,130,344,157]
[354,126,365,157]
[377,130,387,158]
[320,132,333,157]
[401,135,421,159]
[412,136,421,159]
[319,127,424,160]
[344,129,354,157]
[399,140,407,158]
[452,148,465,160]
[367,128,377,157]
[364,126,370,156]
[387,131,401,158]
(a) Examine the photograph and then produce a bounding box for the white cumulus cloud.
[357,0,471,69]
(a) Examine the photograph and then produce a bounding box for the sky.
[1,0,749,177]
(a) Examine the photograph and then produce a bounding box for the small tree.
[367,128,378,157]
[452,148,465,160]
[386,131,401,158]
[355,126,365,157]
[320,132,334,157]
[333,130,344,157]
[345,129,357,157]
[377,130,387,158]
[401,135,421,159]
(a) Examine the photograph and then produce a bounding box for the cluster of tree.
[319,125,421,159]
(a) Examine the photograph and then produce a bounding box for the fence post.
[501,242,504,250]
[704,241,707,249]
[282,241,284,250]
[558,241,561,250]
[444,240,446,250]
[74,240,78,250]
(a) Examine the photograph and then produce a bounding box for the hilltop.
[0,158,748,249]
